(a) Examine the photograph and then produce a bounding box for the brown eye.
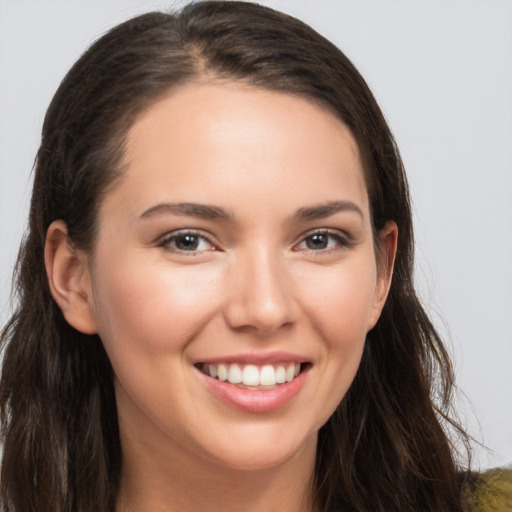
[305,233,329,250]
[174,234,201,251]
[296,230,350,252]
[160,231,215,253]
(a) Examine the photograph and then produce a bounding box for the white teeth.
[204,362,302,386]
[275,366,286,384]
[217,364,228,381]
[242,365,260,386]
[208,364,218,378]
[227,364,242,384]
[259,365,276,386]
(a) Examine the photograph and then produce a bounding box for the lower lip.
[198,368,308,413]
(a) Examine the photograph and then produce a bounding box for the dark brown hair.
[0,2,470,511]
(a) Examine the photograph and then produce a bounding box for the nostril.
[222,269,298,334]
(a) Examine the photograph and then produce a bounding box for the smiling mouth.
[195,362,308,389]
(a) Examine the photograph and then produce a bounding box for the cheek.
[297,256,378,344]
[294,256,377,420]
[90,256,224,355]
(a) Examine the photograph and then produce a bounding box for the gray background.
[1,0,511,469]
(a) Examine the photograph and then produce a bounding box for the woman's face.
[80,82,395,472]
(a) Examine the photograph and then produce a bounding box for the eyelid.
[157,228,219,254]
[293,228,354,252]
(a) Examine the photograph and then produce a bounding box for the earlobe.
[44,220,98,334]
[368,221,398,330]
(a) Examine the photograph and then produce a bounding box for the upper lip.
[194,351,309,366]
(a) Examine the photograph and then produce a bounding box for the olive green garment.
[465,468,512,512]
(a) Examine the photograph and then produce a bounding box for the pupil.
[177,235,198,250]
[308,234,328,249]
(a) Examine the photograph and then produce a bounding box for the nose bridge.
[224,243,296,334]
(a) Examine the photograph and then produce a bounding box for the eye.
[295,230,351,252]
[159,230,216,254]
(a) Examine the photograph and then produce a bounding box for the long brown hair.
[0,2,470,511]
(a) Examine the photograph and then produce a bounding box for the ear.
[44,220,98,334]
[367,221,398,331]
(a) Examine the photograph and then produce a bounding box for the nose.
[223,247,298,336]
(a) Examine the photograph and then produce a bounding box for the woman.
[0,2,509,511]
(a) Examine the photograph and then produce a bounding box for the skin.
[45,82,397,512]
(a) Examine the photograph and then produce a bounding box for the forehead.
[105,82,369,223]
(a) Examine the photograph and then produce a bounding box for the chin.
[192,424,318,473]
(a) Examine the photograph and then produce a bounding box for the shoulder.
[462,467,512,512]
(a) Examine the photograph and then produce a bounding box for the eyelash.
[158,230,216,255]
[158,228,352,255]
[294,229,353,253]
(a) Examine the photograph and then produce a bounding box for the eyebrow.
[295,200,364,221]
[140,202,232,220]
[139,200,364,223]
